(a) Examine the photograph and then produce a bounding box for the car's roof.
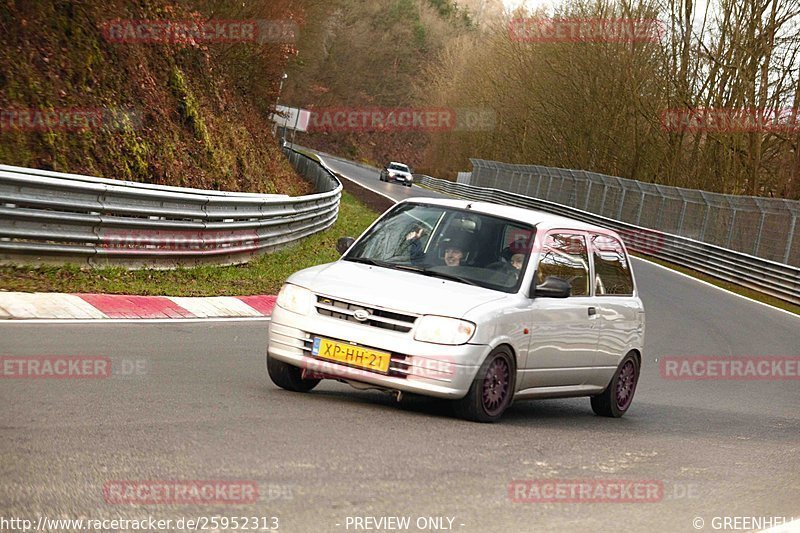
[401,197,610,233]
[388,161,409,168]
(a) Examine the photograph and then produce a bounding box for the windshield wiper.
[344,257,396,269]
[346,259,479,286]
[394,265,479,286]
[392,264,425,273]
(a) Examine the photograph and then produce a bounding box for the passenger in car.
[510,253,524,271]
[444,243,465,267]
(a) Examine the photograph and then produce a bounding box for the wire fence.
[464,160,800,267]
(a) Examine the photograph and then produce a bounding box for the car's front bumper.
[267,305,487,399]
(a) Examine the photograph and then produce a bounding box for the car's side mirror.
[336,237,355,255]
[532,276,571,298]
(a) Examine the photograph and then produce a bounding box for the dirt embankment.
[0,0,310,195]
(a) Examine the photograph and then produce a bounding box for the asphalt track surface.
[1,152,798,533]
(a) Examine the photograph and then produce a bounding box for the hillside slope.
[0,0,310,195]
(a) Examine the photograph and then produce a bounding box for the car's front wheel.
[267,355,320,392]
[591,352,639,417]
[454,347,516,423]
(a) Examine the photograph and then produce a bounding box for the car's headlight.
[414,316,476,345]
[275,284,315,315]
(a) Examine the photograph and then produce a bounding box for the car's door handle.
[588,307,597,316]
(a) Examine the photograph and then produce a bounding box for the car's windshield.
[344,203,535,293]
[388,163,409,172]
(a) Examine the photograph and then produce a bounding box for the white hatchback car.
[267,198,645,422]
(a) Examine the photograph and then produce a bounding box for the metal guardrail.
[0,147,341,268]
[416,175,800,306]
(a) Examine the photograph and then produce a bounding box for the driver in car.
[397,224,425,263]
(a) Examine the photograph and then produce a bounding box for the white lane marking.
[632,257,799,320]
[0,292,108,319]
[759,517,800,532]
[316,155,402,205]
[0,317,271,325]
[167,296,263,317]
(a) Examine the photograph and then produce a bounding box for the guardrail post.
[535,171,544,198]
[544,170,553,201]
[617,184,627,221]
[677,198,688,235]
[654,194,666,231]
[698,193,711,242]
[584,179,593,211]
[785,213,797,265]
[753,205,767,257]
[599,183,609,217]
[635,193,645,226]
[567,172,577,207]
[725,209,738,249]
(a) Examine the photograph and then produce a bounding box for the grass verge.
[0,191,379,296]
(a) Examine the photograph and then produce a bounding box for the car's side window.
[591,234,634,296]
[536,233,590,296]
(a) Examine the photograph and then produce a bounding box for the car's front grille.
[315,295,418,333]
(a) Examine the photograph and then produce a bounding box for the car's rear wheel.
[591,352,639,417]
[454,347,515,423]
[267,355,320,392]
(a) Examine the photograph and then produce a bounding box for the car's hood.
[286,260,506,318]
[388,170,412,177]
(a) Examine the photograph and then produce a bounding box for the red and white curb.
[0,292,276,320]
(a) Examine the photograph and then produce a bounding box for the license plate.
[311,338,391,373]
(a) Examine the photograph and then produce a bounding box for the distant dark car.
[379,162,413,187]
